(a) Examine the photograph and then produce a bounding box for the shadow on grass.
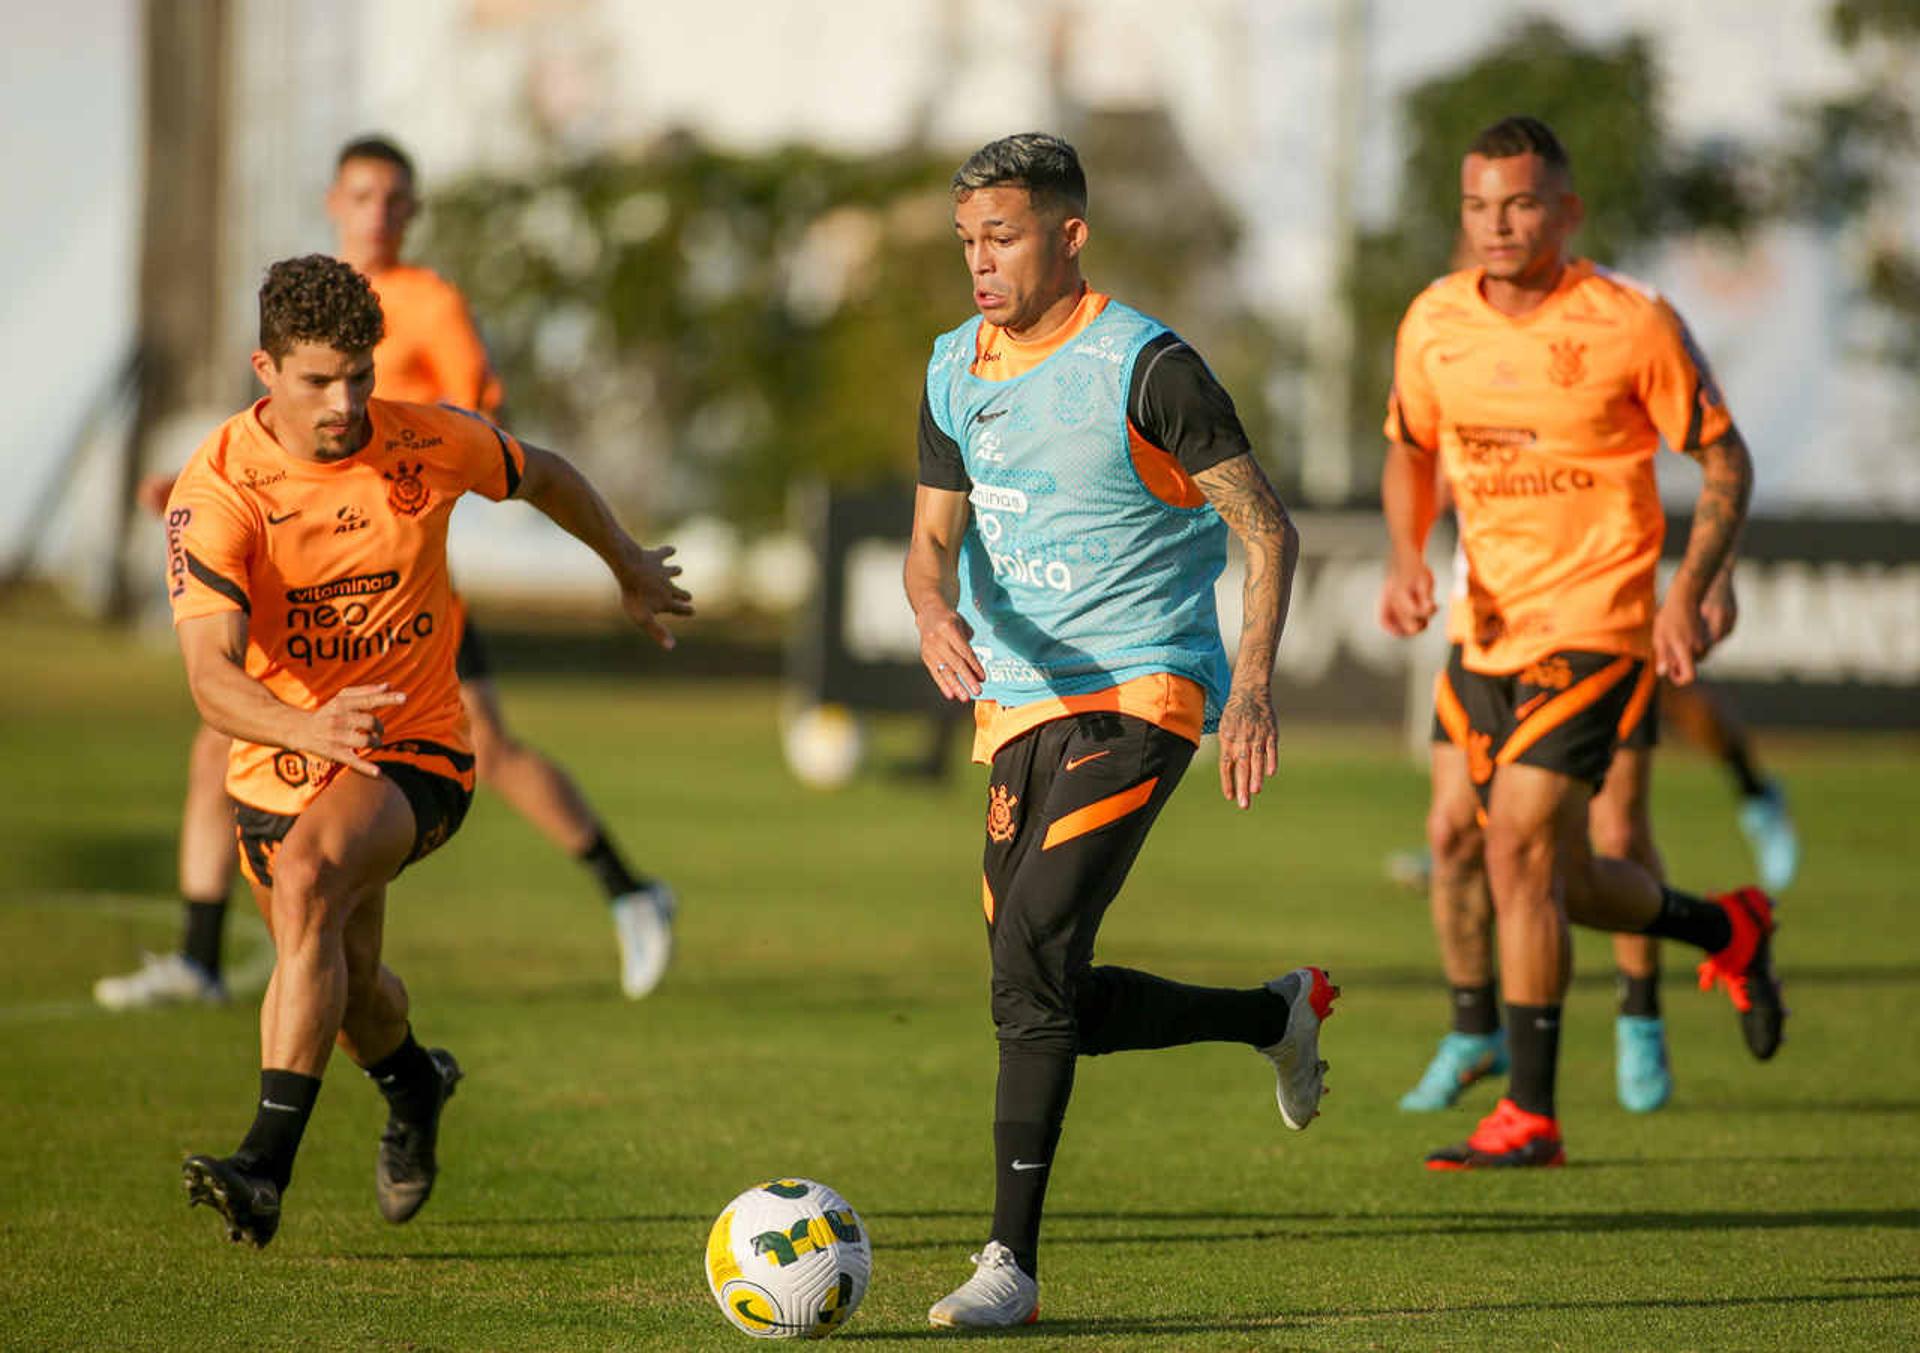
[423,1203,1917,1247]
[3,829,174,898]
[840,1286,1920,1341]
[1333,962,1920,991]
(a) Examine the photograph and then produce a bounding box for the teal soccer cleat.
[1399,1029,1508,1112]
[1615,1015,1673,1113]
[1738,782,1800,893]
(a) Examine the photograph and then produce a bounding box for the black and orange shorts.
[1431,645,1656,752]
[1433,647,1657,804]
[233,745,474,890]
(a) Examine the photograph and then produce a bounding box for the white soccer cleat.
[927,1240,1038,1329]
[1258,966,1340,1129]
[94,952,227,1011]
[611,883,675,999]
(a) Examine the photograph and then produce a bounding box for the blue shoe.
[1399,1030,1508,1112]
[1615,1015,1673,1113]
[1738,781,1800,893]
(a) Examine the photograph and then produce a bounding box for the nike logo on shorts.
[1010,1160,1048,1172]
[1064,751,1110,772]
[261,1099,301,1113]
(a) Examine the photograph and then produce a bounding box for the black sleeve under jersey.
[917,388,970,491]
[1127,332,1253,475]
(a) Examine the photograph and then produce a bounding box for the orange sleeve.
[435,406,528,502]
[419,283,504,416]
[1636,299,1734,453]
[163,463,257,622]
[1384,301,1441,452]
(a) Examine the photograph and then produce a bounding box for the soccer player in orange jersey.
[172,255,689,1247]
[97,137,673,1014]
[1378,116,1785,1169]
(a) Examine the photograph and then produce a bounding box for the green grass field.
[1,603,1916,1350]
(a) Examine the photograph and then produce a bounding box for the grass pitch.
[1,604,1916,1350]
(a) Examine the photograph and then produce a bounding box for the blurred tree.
[1776,0,1920,369]
[1345,18,1763,498]
[418,126,1289,527]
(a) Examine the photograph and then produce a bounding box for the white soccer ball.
[781,704,864,789]
[705,1178,871,1339]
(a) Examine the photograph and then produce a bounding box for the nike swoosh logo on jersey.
[1436,350,1471,364]
[267,509,301,525]
[1064,751,1110,771]
[974,408,1008,424]
[1010,1160,1048,1172]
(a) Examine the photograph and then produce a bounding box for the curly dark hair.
[258,254,385,361]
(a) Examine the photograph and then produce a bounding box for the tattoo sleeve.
[1194,453,1299,691]
[1674,427,1753,597]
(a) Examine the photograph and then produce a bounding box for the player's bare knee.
[471,728,523,785]
[266,847,353,937]
[1427,802,1483,876]
[1483,816,1552,897]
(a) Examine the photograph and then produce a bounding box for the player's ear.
[250,349,279,389]
[1562,190,1585,236]
[1061,214,1089,259]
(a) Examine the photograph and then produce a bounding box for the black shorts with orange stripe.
[1433,647,1657,804]
[233,746,475,889]
[1430,644,1659,751]
[981,711,1193,1050]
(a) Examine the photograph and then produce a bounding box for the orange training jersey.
[1385,259,1733,674]
[366,265,503,415]
[165,397,527,814]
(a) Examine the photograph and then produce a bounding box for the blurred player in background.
[97,136,675,1011]
[172,255,690,1247]
[1379,116,1785,1170]
[907,134,1334,1328]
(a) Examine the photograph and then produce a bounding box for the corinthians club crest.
[1547,338,1586,388]
[986,784,1019,844]
[384,459,429,516]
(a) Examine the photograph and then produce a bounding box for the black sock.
[1643,887,1733,953]
[1505,1003,1561,1119]
[181,898,227,978]
[362,1028,441,1123]
[989,1043,1074,1281]
[1724,746,1767,800]
[1618,973,1661,1018]
[233,1069,321,1190]
[1451,983,1501,1036]
[1072,966,1288,1055]
[579,829,649,902]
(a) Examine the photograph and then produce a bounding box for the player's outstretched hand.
[1217,687,1279,810]
[1653,592,1709,685]
[915,604,983,701]
[619,545,695,649]
[306,684,408,778]
[1379,555,1436,637]
[136,473,179,520]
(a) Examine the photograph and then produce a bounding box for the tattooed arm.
[1655,427,1753,684]
[1194,453,1300,809]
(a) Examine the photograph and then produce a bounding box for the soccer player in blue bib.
[905,133,1339,1329]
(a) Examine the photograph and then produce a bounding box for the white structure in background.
[5,0,1915,604]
